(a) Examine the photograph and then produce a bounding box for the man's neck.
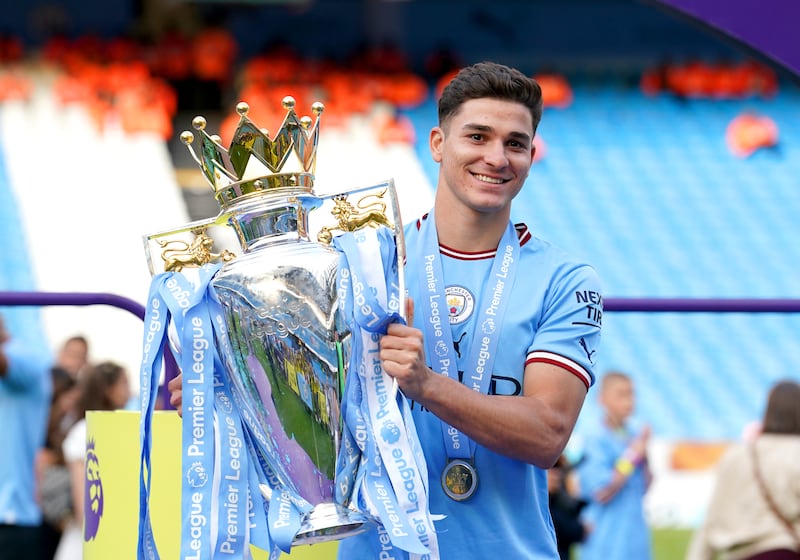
[433,205,511,253]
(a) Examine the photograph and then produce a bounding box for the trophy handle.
[142,213,239,276]
[309,179,406,398]
[309,179,406,321]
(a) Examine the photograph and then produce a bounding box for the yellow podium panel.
[84,410,338,559]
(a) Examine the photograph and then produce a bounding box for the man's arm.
[586,427,651,504]
[0,349,8,378]
[0,320,10,378]
[380,319,587,469]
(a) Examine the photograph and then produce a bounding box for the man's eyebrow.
[462,123,492,133]
[462,123,532,144]
[508,130,533,144]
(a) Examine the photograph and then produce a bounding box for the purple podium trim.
[3,292,799,409]
[0,290,179,409]
[0,290,146,318]
[604,297,800,313]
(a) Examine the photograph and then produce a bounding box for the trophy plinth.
[292,502,372,545]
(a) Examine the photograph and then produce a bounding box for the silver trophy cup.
[143,99,405,545]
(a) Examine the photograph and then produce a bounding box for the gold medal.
[441,459,478,501]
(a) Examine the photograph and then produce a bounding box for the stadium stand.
[402,79,800,441]
[0,66,190,382]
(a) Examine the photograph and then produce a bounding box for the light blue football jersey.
[577,420,652,560]
[339,215,602,559]
[0,338,52,526]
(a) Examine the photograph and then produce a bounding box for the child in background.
[576,371,652,560]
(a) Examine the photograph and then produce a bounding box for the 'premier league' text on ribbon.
[183,311,213,560]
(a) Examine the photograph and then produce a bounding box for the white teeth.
[474,174,504,184]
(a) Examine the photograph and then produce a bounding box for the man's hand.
[167,373,183,416]
[631,425,651,457]
[379,298,434,401]
[0,315,9,346]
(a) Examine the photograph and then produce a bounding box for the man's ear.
[429,126,444,163]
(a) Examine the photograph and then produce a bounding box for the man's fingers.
[167,373,182,390]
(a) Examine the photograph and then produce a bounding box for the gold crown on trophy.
[180,96,323,206]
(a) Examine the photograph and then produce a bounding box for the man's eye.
[470,133,484,141]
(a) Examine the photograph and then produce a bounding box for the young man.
[337,61,603,558]
[168,61,602,558]
[0,313,52,559]
[576,371,652,560]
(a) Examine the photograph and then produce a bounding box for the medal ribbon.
[334,227,440,559]
[417,209,520,461]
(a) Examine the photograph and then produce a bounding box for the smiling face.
[430,97,535,220]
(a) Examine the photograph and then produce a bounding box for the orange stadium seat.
[534,73,573,109]
[725,111,779,157]
[0,73,32,102]
[192,28,238,83]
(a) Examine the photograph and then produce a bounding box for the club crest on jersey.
[446,286,474,325]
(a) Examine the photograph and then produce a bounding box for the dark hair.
[51,366,76,399]
[761,379,800,435]
[438,61,543,134]
[74,361,126,419]
[44,367,78,456]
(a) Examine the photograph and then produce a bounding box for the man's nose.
[483,140,509,167]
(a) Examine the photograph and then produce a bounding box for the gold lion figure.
[158,233,235,272]
[317,189,393,244]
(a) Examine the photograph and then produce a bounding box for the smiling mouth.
[473,173,507,184]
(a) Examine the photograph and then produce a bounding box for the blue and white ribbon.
[138,275,170,560]
[334,227,440,560]
[138,264,276,560]
[417,209,519,462]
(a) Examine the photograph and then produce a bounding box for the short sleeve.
[528,262,603,388]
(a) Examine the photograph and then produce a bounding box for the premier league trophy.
[137,96,431,558]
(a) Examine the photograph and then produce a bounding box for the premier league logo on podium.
[138,95,436,559]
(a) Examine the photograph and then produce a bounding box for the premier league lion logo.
[186,461,209,488]
[379,420,401,444]
[84,439,103,541]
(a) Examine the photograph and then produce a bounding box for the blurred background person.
[53,335,89,381]
[54,361,130,560]
[686,379,800,560]
[0,312,52,559]
[548,454,588,560]
[577,371,653,560]
[36,367,79,560]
